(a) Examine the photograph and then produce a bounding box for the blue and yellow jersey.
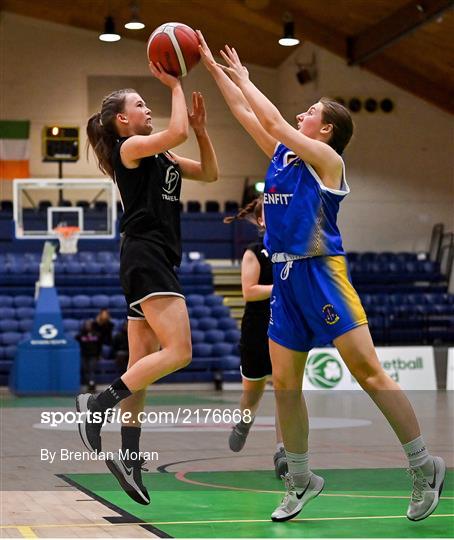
[263,143,349,258]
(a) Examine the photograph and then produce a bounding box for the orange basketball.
[147,22,200,77]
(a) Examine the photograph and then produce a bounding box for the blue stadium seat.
[217,318,238,330]
[193,262,211,274]
[0,320,19,332]
[13,295,34,307]
[65,262,84,274]
[85,262,103,275]
[15,307,34,319]
[220,355,240,370]
[72,295,91,308]
[224,329,240,343]
[0,307,16,319]
[192,343,213,357]
[4,345,17,358]
[210,305,231,318]
[212,343,233,357]
[110,295,126,308]
[192,306,211,319]
[63,319,80,332]
[186,294,205,307]
[91,294,110,308]
[78,252,95,262]
[190,318,199,330]
[18,319,33,332]
[205,329,224,344]
[198,317,217,331]
[191,330,204,344]
[0,295,13,307]
[1,331,22,345]
[204,295,223,307]
[59,295,71,308]
[97,251,114,262]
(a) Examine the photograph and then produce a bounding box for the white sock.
[276,442,284,453]
[402,435,432,474]
[285,450,310,487]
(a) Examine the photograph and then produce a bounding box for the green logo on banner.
[306,353,343,388]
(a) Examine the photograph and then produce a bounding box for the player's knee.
[173,342,192,369]
[272,371,300,391]
[355,365,388,392]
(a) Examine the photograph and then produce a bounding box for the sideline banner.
[447,348,454,391]
[303,347,436,391]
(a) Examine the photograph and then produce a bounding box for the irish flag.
[0,120,30,180]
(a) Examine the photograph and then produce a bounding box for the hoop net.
[54,225,80,254]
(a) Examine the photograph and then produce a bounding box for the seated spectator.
[112,321,129,374]
[76,319,102,392]
[92,308,114,345]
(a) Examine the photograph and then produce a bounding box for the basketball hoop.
[54,225,80,254]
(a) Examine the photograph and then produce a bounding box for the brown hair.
[224,196,264,232]
[86,88,136,179]
[319,97,353,155]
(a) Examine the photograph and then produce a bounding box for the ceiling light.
[99,16,121,42]
[125,2,145,30]
[278,12,300,47]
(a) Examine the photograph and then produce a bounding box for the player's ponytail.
[320,97,354,155]
[86,88,136,180]
[224,196,264,232]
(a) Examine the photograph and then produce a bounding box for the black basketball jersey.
[243,241,273,315]
[112,137,182,266]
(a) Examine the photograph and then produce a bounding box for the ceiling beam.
[365,54,454,114]
[347,0,454,65]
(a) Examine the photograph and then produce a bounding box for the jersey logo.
[163,165,180,195]
[322,304,340,325]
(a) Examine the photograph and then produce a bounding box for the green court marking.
[0,393,234,408]
[66,469,454,538]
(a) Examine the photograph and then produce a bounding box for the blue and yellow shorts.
[268,255,368,352]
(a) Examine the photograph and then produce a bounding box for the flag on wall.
[0,120,30,180]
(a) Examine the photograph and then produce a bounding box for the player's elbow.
[170,127,189,146]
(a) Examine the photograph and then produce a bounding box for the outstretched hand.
[188,92,207,134]
[148,61,181,89]
[196,30,217,72]
[218,45,249,86]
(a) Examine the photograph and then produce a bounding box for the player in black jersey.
[77,61,219,505]
[224,197,287,478]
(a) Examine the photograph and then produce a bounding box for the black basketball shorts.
[120,235,184,320]
[239,312,272,380]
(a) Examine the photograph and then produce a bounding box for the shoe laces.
[407,467,428,502]
[279,473,296,505]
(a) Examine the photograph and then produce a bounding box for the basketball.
[147,22,200,77]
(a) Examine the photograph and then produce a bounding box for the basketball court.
[2,388,453,538]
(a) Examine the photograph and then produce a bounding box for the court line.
[175,470,454,500]
[16,526,37,538]
[57,473,172,538]
[3,514,454,531]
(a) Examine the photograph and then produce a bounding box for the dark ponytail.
[86,88,136,179]
[224,196,264,232]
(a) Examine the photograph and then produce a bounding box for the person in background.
[113,320,129,374]
[76,319,102,392]
[224,196,287,478]
[93,308,114,346]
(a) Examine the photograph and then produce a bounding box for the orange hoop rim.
[54,226,80,237]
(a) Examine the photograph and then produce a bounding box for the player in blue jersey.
[197,32,445,523]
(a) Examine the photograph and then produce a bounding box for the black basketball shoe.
[106,453,150,505]
[76,393,105,453]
